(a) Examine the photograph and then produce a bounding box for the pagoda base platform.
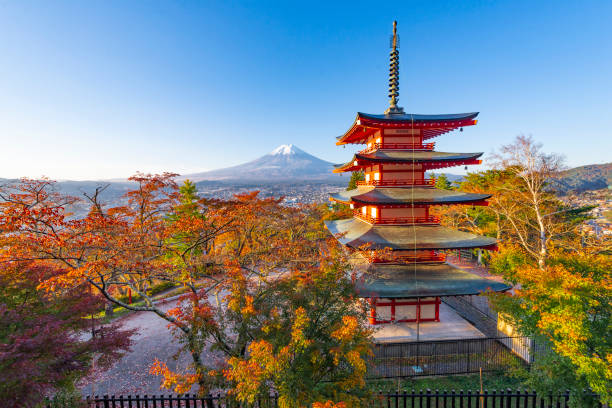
[372,302,484,343]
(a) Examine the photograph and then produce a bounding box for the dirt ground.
[78,298,222,397]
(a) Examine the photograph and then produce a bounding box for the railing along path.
[76,390,601,408]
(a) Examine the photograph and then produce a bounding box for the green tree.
[176,179,200,216]
[223,236,372,407]
[347,171,364,190]
[489,254,611,405]
[431,137,611,403]
[434,173,452,190]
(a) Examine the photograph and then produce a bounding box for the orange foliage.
[312,402,347,408]
[149,359,200,394]
[1,176,372,401]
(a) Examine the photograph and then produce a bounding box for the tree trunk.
[534,205,548,269]
[186,330,207,394]
[495,212,501,241]
[104,301,114,318]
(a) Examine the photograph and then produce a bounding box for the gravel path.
[78,297,222,397]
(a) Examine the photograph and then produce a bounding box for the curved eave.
[358,112,479,123]
[329,187,491,206]
[356,263,511,298]
[333,151,484,172]
[324,218,497,251]
[336,112,479,145]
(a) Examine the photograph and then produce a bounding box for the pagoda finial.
[385,20,404,115]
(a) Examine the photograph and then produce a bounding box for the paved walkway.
[372,302,485,343]
[78,296,223,396]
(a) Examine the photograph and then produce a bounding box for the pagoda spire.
[385,21,405,115]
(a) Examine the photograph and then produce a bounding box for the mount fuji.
[180,144,347,183]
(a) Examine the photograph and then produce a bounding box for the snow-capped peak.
[270,144,299,155]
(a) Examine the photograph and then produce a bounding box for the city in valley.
[560,189,612,236]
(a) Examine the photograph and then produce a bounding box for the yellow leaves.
[290,307,312,350]
[332,316,358,343]
[224,355,266,404]
[241,295,256,317]
[497,255,612,400]
[224,339,289,404]
[335,349,367,389]
[345,350,366,373]
[225,306,376,406]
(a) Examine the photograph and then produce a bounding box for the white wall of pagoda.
[381,207,427,218]
[369,297,440,325]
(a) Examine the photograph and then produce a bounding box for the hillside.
[549,162,611,193]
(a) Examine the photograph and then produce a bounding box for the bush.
[148,281,177,296]
[44,389,86,408]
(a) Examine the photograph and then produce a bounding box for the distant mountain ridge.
[1,155,608,198]
[549,162,611,193]
[178,144,347,183]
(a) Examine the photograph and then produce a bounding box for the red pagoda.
[326,21,509,325]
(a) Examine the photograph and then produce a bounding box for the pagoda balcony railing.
[357,178,436,187]
[359,142,435,154]
[354,211,440,225]
[369,253,447,263]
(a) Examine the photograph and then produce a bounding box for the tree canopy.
[435,136,612,403]
[0,175,372,406]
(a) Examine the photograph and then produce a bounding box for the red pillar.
[369,298,376,324]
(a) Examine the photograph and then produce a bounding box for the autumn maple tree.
[0,262,133,408]
[0,174,373,403]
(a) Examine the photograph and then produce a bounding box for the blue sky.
[1,1,610,180]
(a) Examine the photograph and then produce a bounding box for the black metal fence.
[369,390,602,408]
[73,391,602,408]
[366,336,531,379]
[81,394,276,408]
[442,295,499,337]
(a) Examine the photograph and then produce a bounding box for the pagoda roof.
[355,263,511,298]
[330,186,490,206]
[324,218,497,251]
[334,151,483,172]
[358,112,479,123]
[336,112,479,145]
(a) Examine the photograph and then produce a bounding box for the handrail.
[359,142,435,154]
[369,253,447,263]
[354,211,440,225]
[357,178,436,187]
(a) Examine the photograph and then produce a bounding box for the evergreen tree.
[435,173,452,190]
[347,171,365,190]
